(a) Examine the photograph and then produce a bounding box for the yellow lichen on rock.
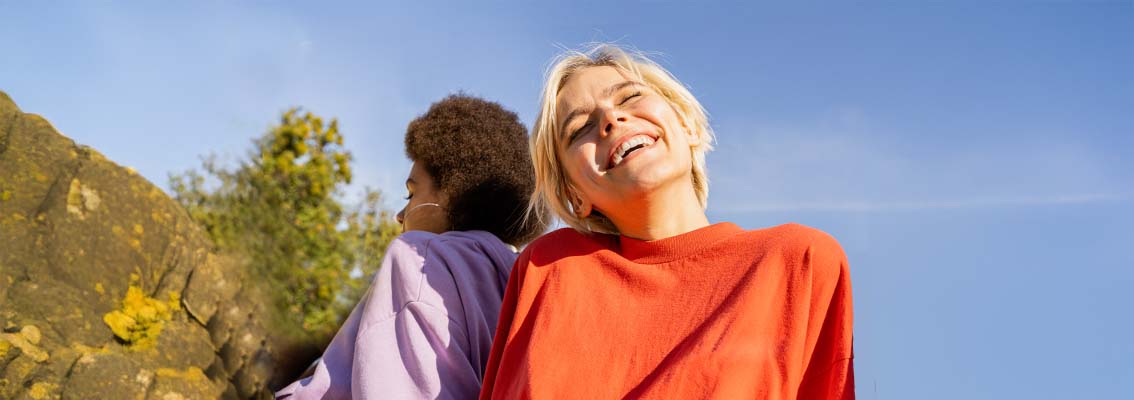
[0,328,48,362]
[102,276,180,349]
[66,179,83,216]
[81,183,101,211]
[153,366,216,400]
[66,179,101,219]
[167,291,181,305]
[71,342,111,355]
[20,325,41,345]
[71,342,111,365]
[135,369,154,386]
[155,366,207,381]
[27,382,58,400]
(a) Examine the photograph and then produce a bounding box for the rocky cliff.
[0,91,282,399]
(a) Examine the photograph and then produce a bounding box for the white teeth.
[610,136,656,167]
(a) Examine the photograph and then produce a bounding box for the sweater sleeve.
[351,301,481,399]
[797,233,855,400]
[277,234,481,400]
[274,272,372,400]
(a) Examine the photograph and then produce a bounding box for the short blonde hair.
[527,44,714,235]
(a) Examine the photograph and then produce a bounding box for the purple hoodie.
[276,230,517,399]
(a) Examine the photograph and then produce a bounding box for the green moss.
[102,277,180,349]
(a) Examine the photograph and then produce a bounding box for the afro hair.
[404,94,549,245]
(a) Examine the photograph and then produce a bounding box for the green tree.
[170,108,401,340]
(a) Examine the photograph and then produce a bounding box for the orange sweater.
[479,223,854,399]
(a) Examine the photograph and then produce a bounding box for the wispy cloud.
[708,107,1128,216]
[717,193,1127,213]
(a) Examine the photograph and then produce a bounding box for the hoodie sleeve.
[351,300,481,399]
[275,233,485,400]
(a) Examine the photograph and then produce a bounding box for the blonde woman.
[479,45,855,399]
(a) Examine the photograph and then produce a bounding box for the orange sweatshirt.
[479,223,854,399]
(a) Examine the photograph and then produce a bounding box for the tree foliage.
[170,108,401,338]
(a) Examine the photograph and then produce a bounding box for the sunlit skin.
[396,161,449,234]
[556,66,709,240]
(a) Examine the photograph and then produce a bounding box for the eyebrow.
[559,81,643,138]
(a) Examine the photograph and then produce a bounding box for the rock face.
[0,91,279,399]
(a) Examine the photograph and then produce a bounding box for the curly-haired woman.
[278,94,548,399]
[479,45,855,399]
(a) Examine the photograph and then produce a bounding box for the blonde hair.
[527,44,715,235]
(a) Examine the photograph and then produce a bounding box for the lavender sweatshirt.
[276,230,517,399]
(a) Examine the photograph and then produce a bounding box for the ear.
[576,198,593,219]
[568,187,593,218]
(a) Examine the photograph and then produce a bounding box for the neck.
[604,183,710,241]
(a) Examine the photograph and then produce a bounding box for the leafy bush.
[170,108,401,340]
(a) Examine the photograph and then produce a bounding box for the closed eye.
[567,121,592,144]
[619,91,642,105]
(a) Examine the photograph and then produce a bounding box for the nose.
[601,110,628,137]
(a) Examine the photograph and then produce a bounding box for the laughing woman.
[479,46,855,399]
[277,95,548,399]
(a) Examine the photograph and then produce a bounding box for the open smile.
[607,133,659,170]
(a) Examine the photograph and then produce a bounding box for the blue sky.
[2,1,1131,398]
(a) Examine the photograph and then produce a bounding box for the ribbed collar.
[618,222,743,264]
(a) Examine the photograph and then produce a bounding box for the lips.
[607,133,658,169]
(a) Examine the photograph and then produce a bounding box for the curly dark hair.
[404,94,549,245]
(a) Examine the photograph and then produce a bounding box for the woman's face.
[396,161,449,234]
[555,66,700,218]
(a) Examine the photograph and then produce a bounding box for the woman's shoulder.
[753,223,843,251]
[391,230,511,255]
[523,227,616,260]
[380,231,486,277]
[742,223,848,276]
[376,231,514,310]
[384,231,516,279]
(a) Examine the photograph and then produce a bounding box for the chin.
[620,161,689,192]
